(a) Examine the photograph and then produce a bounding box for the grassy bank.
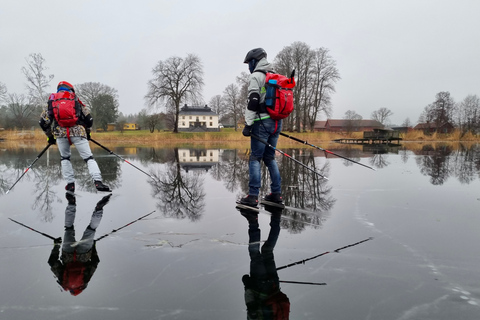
[1,128,479,148]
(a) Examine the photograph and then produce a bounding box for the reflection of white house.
[178,105,219,132]
[178,149,220,172]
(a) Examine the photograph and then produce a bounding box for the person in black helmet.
[240,48,283,208]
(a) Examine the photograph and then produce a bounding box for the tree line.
[4,49,478,134]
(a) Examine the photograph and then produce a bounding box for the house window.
[210,116,212,120]
[189,116,192,119]
[182,116,185,119]
[210,122,213,126]
[182,122,185,126]
[203,116,206,120]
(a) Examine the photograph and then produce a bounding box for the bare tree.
[75,82,119,131]
[344,110,363,120]
[306,48,340,130]
[208,95,224,119]
[274,41,313,131]
[0,82,7,103]
[75,82,118,107]
[222,83,243,131]
[420,91,456,128]
[274,42,340,132]
[402,117,412,128]
[145,54,204,133]
[21,53,54,107]
[371,107,393,125]
[4,93,37,129]
[456,94,480,135]
[344,110,363,133]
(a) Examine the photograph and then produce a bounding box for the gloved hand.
[242,125,252,137]
[54,237,62,245]
[47,136,56,145]
[86,128,91,141]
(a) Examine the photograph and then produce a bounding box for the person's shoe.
[94,180,111,192]
[239,195,258,208]
[264,193,283,204]
[65,183,75,192]
[95,194,112,211]
[65,192,76,205]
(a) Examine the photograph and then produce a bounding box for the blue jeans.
[249,118,282,196]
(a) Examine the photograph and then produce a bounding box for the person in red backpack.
[39,81,110,192]
[240,48,283,207]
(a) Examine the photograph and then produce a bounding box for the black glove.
[54,237,62,245]
[86,128,91,140]
[47,136,56,145]
[242,125,252,137]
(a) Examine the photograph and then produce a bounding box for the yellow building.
[123,123,139,130]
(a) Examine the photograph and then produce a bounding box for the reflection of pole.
[9,218,59,241]
[90,138,154,179]
[251,134,328,180]
[276,237,373,271]
[95,210,155,242]
[6,144,52,194]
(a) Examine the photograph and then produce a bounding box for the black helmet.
[243,48,267,63]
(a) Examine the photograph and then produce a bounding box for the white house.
[178,148,220,172]
[178,105,219,132]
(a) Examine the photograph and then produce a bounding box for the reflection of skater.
[240,206,290,319]
[48,193,111,296]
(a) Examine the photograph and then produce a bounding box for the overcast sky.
[1,0,479,125]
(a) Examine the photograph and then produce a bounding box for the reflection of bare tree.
[278,149,336,233]
[149,148,205,221]
[31,164,62,222]
[0,166,12,195]
[400,147,409,163]
[451,143,479,184]
[210,149,249,192]
[369,154,390,169]
[72,156,122,193]
[415,144,452,185]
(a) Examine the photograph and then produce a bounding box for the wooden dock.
[333,129,402,145]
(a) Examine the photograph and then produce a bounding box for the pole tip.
[5,190,9,194]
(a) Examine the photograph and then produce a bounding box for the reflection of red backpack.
[61,261,87,296]
[51,91,79,127]
[259,71,296,120]
[266,291,290,319]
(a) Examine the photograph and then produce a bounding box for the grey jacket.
[244,58,273,126]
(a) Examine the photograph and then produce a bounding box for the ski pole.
[276,237,373,271]
[6,143,52,194]
[9,218,60,241]
[250,134,328,180]
[279,132,376,171]
[95,210,155,242]
[90,138,154,179]
[280,280,326,286]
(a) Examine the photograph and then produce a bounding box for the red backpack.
[51,91,79,127]
[261,71,296,120]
